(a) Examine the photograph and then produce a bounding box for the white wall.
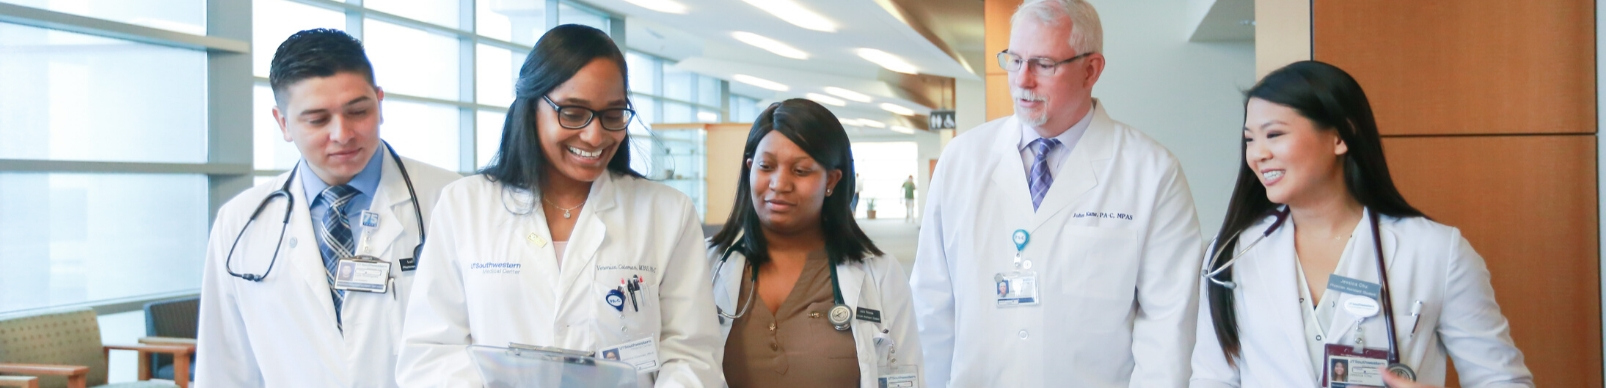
[1596,0,1604,374]
[1087,0,1257,237]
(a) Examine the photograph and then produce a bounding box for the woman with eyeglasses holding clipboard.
[1189,61,1533,388]
[396,25,722,387]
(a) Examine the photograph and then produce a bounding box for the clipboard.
[467,343,639,388]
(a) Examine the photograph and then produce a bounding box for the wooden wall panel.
[1382,135,1600,387]
[984,0,1022,121]
[1314,0,1594,136]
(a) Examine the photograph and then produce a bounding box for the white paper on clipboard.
[467,344,639,388]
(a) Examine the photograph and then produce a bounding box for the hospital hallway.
[855,218,921,282]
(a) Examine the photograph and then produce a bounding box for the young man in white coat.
[196,29,460,387]
[910,1,1205,387]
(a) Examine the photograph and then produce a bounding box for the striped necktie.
[318,184,359,328]
[1027,138,1060,210]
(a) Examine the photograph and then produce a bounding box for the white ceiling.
[584,0,979,134]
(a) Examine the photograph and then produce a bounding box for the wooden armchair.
[0,308,191,388]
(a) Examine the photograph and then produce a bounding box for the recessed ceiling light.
[624,0,687,14]
[740,0,836,32]
[889,126,917,134]
[805,93,846,106]
[733,74,789,91]
[823,87,872,103]
[856,48,918,74]
[732,31,809,60]
[879,103,915,116]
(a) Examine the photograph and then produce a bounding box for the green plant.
[866,198,877,211]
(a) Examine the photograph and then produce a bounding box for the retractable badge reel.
[994,229,1040,306]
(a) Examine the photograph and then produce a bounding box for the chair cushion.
[0,308,108,387]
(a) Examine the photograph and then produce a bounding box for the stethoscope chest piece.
[1387,363,1416,382]
[828,304,853,331]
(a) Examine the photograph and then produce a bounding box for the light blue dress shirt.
[300,147,385,254]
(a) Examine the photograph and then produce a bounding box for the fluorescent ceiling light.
[624,0,687,14]
[733,74,789,91]
[697,112,719,122]
[852,119,886,128]
[732,31,809,60]
[804,93,846,106]
[889,126,917,134]
[823,87,872,103]
[856,48,919,74]
[740,0,837,32]
[879,103,915,116]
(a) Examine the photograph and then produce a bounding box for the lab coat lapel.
[1322,210,1381,347]
[838,261,864,310]
[285,171,342,332]
[509,188,562,293]
[557,173,615,297]
[989,116,1037,221]
[1029,104,1114,231]
[361,148,408,258]
[1247,215,1317,378]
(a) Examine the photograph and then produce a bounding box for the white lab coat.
[196,148,461,387]
[709,248,924,388]
[911,103,1205,388]
[396,172,723,387]
[1189,210,1533,387]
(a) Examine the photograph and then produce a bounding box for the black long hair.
[1207,61,1425,364]
[479,24,642,196]
[709,99,882,267]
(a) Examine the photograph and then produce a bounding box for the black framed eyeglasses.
[997,50,1095,76]
[541,96,636,131]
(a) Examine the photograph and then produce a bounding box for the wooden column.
[1316,0,1599,385]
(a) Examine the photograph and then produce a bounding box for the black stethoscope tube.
[224,141,423,282]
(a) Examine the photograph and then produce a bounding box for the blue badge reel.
[995,229,1040,306]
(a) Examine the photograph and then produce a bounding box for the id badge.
[1322,343,1387,388]
[333,255,391,293]
[597,336,660,373]
[994,270,1040,306]
[877,364,919,388]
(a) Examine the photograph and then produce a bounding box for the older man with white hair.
[910,0,1204,387]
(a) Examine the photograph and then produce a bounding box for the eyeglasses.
[541,96,636,131]
[997,50,1095,76]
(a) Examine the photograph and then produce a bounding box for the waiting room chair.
[140,298,196,382]
[0,308,191,388]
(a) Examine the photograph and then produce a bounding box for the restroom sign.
[929,110,956,130]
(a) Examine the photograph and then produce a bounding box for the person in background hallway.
[1189,60,1531,388]
[395,24,722,387]
[709,98,923,388]
[197,28,460,387]
[901,175,916,223]
[909,0,1205,386]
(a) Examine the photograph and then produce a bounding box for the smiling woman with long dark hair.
[1189,61,1532,388]
[396,24,722,387]
[708,99,922,388]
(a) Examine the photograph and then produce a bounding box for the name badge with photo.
[1322,343,1387,388]
[596,337,660,373]
[334,256,391,293]
[994,270,1040,306]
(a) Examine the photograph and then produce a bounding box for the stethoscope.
[714,238,853,331]
[1200,206,1416,381]
[224,141,425,282]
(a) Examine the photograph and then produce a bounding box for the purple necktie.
[1028,138,1060,210]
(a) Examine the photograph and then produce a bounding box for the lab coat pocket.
[1050,225,1139,297]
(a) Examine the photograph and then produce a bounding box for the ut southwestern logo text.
[471,262,521,274]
